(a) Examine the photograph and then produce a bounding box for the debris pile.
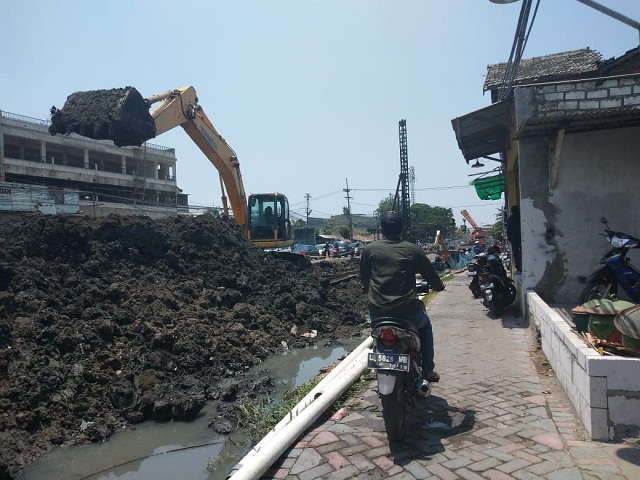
[49,87,156,147]
[0,213,367,478]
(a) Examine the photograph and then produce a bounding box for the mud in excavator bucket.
[49,87,156,147]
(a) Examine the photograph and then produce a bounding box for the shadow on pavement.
[388,394,476,465]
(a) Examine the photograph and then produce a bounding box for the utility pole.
[343,179,353,240]
[305,193,312,244]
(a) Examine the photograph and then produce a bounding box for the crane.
[460,209,489,243]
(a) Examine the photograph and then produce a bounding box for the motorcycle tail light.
[379,328,398,347]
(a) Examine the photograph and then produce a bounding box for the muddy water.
[19,338,365,480]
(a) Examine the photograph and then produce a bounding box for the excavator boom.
[48,86,295,252]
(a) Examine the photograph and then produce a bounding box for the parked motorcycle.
[368,316,432,441]
[467,254,487,299]
[479,264,517,315]
[581,217,640,303]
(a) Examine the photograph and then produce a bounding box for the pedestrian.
[506,205,522,272]
[359,211,445,383]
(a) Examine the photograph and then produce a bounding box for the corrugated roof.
[484,48,602,92]
[516,106,640,138]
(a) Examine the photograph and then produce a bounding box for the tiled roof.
[484,48,602,92]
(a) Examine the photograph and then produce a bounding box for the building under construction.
[0,109,188,217]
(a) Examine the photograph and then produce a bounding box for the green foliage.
[292,218,306,228]
[375,194,396,217]
[410,203,455,244]
[235,368,369,443]
[491,208,504,239]
[321,219,349,237]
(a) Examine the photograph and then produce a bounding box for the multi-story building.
[0,109,188,217]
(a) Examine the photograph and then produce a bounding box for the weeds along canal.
[17,337,366,480]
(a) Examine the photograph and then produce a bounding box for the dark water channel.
[19,337,364,480]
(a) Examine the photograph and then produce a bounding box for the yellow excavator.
[50,86,303,264]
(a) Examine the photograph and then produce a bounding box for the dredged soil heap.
[0,213,367,479]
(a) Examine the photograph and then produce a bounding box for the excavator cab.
[247,193,293,249]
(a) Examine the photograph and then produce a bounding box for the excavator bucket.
[49,87,156,147]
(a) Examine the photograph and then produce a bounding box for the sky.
[3,0,640,228]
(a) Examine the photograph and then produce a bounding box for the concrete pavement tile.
[372,455,403,476]
[467,456,502,472]
[402,459,433,479]
[298,462,335,480]
[425,463,459,480]
[324,450,351,469]
[360,434,386,448]
[289,448,325,475]
[362,445,392,458]
[339,443,371,456]
[511,448,544,464]
[528,418,559,432]
[262,466,290,479]
[454,466,486,479]
[322,465,361,480]
[483,469,518,480]
[346,452,376,472]
[316,440,348,455]
[547,467,584,480]
[441,456,473,469]
[531,431,564,450]
[527,459,567,475]
[386,471,419,480]
[495,458,531,474]
[481,447,517,462]
[307,430,341,447]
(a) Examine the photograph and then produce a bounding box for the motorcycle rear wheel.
[581,281,617,304]
[499,283,517,307]
[380,376,406,442]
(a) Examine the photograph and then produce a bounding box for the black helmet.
[381,211,402,236]
[487,245,497,255]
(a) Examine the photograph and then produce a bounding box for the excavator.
[460,209,489,244]
[49,86,304,266]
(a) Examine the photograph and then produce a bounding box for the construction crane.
[392,119,412,239]
[460,209,489,243]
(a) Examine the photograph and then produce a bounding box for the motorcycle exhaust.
[417,378,432,397]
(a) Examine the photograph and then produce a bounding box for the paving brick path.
[261,273,640,480]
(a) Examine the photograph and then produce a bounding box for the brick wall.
[532,76,640,114]
[528,292,640,441]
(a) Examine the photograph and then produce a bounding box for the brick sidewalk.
[261,273,640,480]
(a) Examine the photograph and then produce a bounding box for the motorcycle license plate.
[367,352,410,372]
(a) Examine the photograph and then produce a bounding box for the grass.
[235,367,369,443]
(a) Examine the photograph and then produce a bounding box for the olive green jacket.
[359,238,444,316]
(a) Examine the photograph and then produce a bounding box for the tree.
[410,203,455,244]
[375,194,395,217]
[491,208,505,240]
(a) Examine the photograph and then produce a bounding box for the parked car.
[291,244,320,257]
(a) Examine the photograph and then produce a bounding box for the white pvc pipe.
[227,337,373,480]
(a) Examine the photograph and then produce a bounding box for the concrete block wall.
[528,291,640,441]
[532,76,640,114]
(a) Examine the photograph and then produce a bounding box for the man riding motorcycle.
[359,211,445,383]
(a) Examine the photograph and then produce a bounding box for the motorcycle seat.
[371,316,419,334]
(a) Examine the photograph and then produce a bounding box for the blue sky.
[3,0,639,228]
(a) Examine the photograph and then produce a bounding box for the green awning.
[472,173,504,200]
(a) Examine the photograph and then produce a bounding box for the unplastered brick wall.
[527,292,640,441]
[532,76,640,114]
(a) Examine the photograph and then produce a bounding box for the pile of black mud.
[0,213,367,479]
[49,87,156,147]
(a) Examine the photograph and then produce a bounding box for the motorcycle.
[479,263,517,315]
[581,217,640,303]
[368,315,432,441]
[467,254,487,299]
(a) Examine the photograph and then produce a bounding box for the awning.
[471,172,504,200]
[451,100,512,162]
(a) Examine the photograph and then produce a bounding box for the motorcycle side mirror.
[601,217,608,225]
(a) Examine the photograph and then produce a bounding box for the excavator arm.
[146,87,247,229]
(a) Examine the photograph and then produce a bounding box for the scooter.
[368,315,431,441]
[467,254,487,299]
[479,265,517,316]
[581,217,640,303]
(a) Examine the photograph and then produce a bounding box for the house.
[452,46,640,441]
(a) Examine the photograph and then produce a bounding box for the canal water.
[18,337,365,480]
